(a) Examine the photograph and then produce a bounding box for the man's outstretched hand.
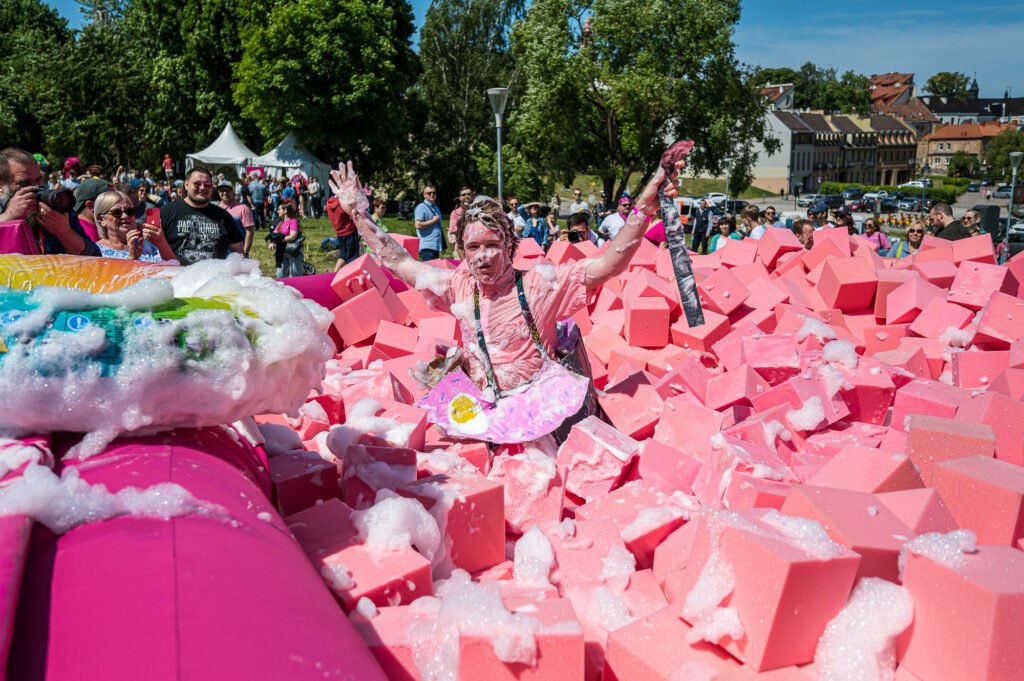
[328,161,369,218]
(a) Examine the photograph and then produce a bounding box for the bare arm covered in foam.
[329,162,445,291]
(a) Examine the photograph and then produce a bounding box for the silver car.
[797,193,823,208]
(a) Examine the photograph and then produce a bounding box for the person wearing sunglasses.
[762,206,781,228]
[861,218,891,254]
[598,195,632,241]
[960,209,986,237]
[158,167,244,265]
[413,184,444,261]
[892,220,926,258]
[448,186,475,257]
[560,211,598,245]
[94,190,176,262]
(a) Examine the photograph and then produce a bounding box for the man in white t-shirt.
[568,187,589,215]
[598,195,632,240]
[506,195,526,233]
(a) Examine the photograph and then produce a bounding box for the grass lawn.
[255,215,435,277]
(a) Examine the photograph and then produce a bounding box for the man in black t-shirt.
[160,166,244,265]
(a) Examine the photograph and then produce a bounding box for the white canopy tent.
[249,133,331,188]
[185,122,258,177]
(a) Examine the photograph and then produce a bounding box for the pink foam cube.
[973,292,1024,348]
[989,367,1024,400]
[907,298,974,340]
[817,252,878,313]
[724,472,793,510]
[548,518,629,586]
[717,236,759,267]
[890,379,970,432]
[399,474,505,573]
[546,240,585,264]
[931,455,1024,546]
[740,333,801,386]
[886,277,945,325]
[653,396,724,461]
[781,485,914,582]
[269,451,339,516]
[556,416,639,503]
[874,488,958,535]
[952,233,998,264]
[487,451,565,535]
[904,414,996,485]
[956,391,1024,467]
[669,308,731,353]
[697,267,750,316]
[372,320,418,358]
[584,325,628,366]
[910,259,957,288]
[833,358,897,425]
[898,544,1024,681]
[315,537,432,612]
[417,314,460,345]
[350,605,428,678]
[874,269,916,322]
[331,289,393,346]
[808,445,923,494]
[952,349,1009,388]
[675,510,861,671]
[623,297,671,348]
[704,364,771,411]
[598,374,665,440]
[636,438,702,496]
[330,253,389,301]
[948,260,1015,310]
[757,227,804,269]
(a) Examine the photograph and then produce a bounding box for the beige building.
[870,115,917,185]
[917,121,1015,176]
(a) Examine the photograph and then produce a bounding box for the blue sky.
[47,0,1023,98]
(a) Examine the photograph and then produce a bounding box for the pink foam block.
[956,391,1024,467]
[693,433,795,507]
[906,298,974,340]
[399,474,505,573]
[340,444,417,509]
[371,319,418,358]
[487,451,565,535]
[417,313,460,345]
[874,488,958,534]
[740,333,800,385]
[874,269,916,322]
[584,325,628,366]
[653,355,713,402]
[669,309,731,353]
[952,233,998,264]
[0,513,31,671]
[598,374,665,440]
[750,375,850,431]
[808,445,922,494]
[712,321,763,370]
[623,297,671,348]
[556,416,639,503]
[330,253,389,301]
[269,451,339,516]
[948,260,1015,310]
[460,597,586,680]
[724,473,793,511]
[622,269,682,316]
[885,276,945,325]
[331,288,394,346]
[653,396,724,460]
[575,481,690,569]
[910,259,957,288]
[904,414,996,485]
[817,252,878,313]
[952,349,1009,388]
[704,363,771,411]
[548,518,630,586]
[989,367,1024,399]
[890,379,970,432]
[930,456,1024,545]
[546,239,585,264]
[350,606,424,679]
[757,227,804,269]
[833,358,897,425]
[781,485,914,582]
[286,498,358,554]
[898,544,1024,681]
[636,438,702,496]
[973,292,1024,348]
[697,267,750,316]
[675,510,861,671]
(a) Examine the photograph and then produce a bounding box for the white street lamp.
[1004,151,1024,262]
[487,87,509,200]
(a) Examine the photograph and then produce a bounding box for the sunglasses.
[907,229,924,234]
[105,208,133,219]
[424,191,436,195]
[190,182,213,188]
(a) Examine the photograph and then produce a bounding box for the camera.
[34,187,75,213]
[567,230,586,243]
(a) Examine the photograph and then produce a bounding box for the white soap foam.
[0,257,333,458]
[598,542,637,584]
[325,399,416,455]
[355,597,379,619]
[589,585,636,633]
[621,505,688,543]
[796,316,837,343]
[786,396,825,431]
[0,461,225,534]
[513,524,555,587]
[321,562,355,591]
[940,326,973,348]
[823,339,859,370]
[898,529,978,581]
[814,577,914,681]
[681,512,743,646]
[414,266,454,298]
[258,423,306,457]
[759,509,845,560]
[351,489,442,564]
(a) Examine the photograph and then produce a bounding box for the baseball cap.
[74,178,110,213]
[811,201,828,213]
[217,181,233,191]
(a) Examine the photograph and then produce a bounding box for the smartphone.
[146,207,161,228]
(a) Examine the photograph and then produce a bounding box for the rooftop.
[759,83,793,104]
[870,73,914,88]
[924,121,1014,141]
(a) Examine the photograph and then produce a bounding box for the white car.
[796,193,823,208]
[863,190,890,201]
[899,181,925,189]
[704,193,727,206]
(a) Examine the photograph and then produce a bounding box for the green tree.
[0,0,72,152]
[234,0,418,176]
[947,151,978,179]
[754,63,869,113]
[512,0,779,200]
[984,129,1024,183]
[409,0,525,204]
[924,71,972,99]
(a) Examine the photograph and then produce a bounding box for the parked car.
[821,194,846,209]
[704,192,727,206]
[797,193,823,208]
[993,185,1014,199]
[981,178,994,187]
[899,180,926,189]
[896,196,929,212]
[841,187,864,200]
[966,183,980,192]
[863,190,889,201]
[848,200,870,212]
[878,198,899,213]
[723,199,749,214]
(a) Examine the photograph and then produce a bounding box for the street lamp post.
[487,87,509,200]
[1004,151,1024,263]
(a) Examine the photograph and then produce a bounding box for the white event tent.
[250,133,331,187]
[185,123,258,177]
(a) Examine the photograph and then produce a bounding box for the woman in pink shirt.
[861,218,891,254]
[328,150,687,444]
